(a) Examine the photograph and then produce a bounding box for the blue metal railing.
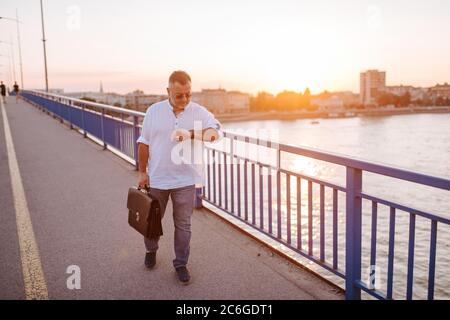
[20,90,450,300]
[203,133,450,300]
[21,90,142,166]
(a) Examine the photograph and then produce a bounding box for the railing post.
[68,101,73,130]
[101,109,107,150]
[81,103,87,138]
[59,98,63,123]
[345,167,362,300]
[194,185,203,209]
[52,96,56,119]
[230,136,235,213]
[276,146,282,238]
[132,115,139,170]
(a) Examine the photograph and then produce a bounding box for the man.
[136,70,221,285]
[13,81,19,103]
[0,81,6,104]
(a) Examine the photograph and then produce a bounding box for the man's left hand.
[202,128,219,142]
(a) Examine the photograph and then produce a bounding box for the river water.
[217,113,450,300]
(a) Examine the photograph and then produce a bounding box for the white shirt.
[136,99,222,190]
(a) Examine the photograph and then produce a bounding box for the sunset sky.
[1,0,449,95]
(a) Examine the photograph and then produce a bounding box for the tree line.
[377,92,450,107]
[250,88,314,112]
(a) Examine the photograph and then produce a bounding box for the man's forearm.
[189,128,219,142]
[138,143,149,173]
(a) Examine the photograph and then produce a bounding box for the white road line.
[1,99,49,300]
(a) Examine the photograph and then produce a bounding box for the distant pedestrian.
[0,81,6,104]
[137,70,221,285]
[13,81,19,103]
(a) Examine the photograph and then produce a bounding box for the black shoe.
[175,266,191,285]
[145,252,156,269]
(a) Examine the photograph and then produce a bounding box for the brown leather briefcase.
[127,187,163,238]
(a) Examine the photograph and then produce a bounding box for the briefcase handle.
[137,184,150,193]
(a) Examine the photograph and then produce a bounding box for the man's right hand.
[138,172,149,188]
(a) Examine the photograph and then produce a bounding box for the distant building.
[65,91,126,107]
[429,83,450,100]
[384,85,414,96]
[311,91,359,110]
[125,92,167,112]
[192,89,227,114]
[311,95,344,110]
[360,70,386,105]
[333,91,360,106]
[384,85,428,101]
[225,91,250,113]
[48,88,65,95]
[191,89,250,114]
[34,88,65,95]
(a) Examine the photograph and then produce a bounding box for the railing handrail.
[224,131,450,191]
[27,89,146,117]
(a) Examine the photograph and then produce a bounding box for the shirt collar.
[168,99,191,113]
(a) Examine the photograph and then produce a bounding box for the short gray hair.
[169,70,191,85]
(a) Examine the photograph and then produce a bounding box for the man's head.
[167,70,191,111]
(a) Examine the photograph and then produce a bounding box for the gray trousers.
[144,184,195,268]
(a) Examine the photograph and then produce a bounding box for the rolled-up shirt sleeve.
[200,107,223,140]
[136,108,152,145]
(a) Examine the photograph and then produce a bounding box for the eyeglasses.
[174,93,191,100]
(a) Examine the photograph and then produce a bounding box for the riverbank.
[216,106,450,123]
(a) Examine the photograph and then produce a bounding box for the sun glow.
[289,156,319,178]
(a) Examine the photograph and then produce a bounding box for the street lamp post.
[0,10,24,89]
[0,41,16,86]
[40,0,49,92]
[0,54,10,84]
[9,37,17,84]
[16,9,24,89]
